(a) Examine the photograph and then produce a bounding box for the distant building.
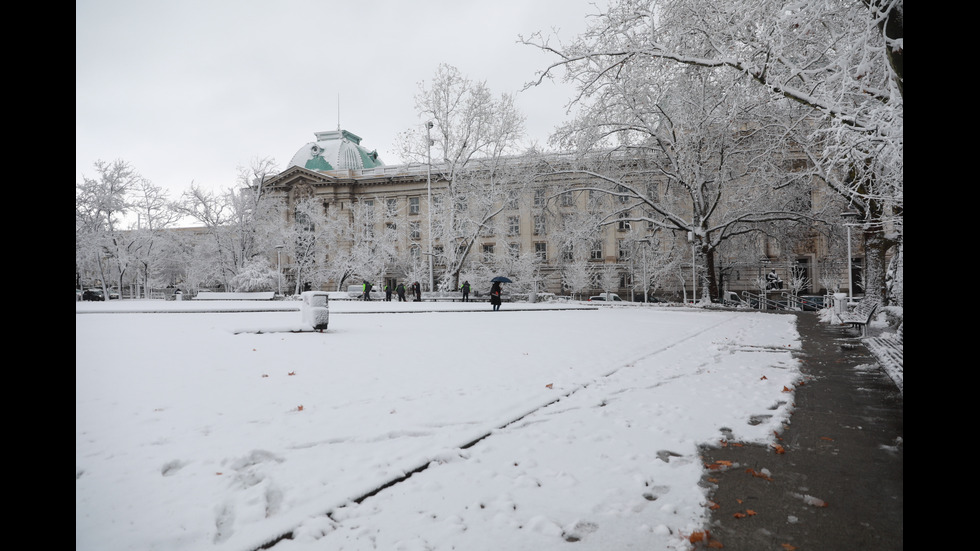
[264,129,864,300]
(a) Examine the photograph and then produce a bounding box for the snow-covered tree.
[531,64,817,301]
[174,157,281,289]
[398,64,529,290]
[524,0,902,304]
[76,159,143,296]
[229,257,277,292]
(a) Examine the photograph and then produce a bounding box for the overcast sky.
[76,0,600,198]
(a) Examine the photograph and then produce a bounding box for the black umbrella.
[491,276,513,283]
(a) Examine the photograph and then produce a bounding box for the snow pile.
[76,301,801,551]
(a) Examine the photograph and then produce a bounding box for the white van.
[588,292,623,302]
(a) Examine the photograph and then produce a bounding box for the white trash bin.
[833,293,847,315]
[301,291,330,331]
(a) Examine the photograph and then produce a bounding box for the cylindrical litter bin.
[833,293,847,315]
[301,291,329,331]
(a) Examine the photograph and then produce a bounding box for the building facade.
[264,130,864,300]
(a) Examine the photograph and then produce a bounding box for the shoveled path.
[697,311,903,550]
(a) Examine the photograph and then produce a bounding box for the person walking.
[412,281,422,302]
[461,281,471,302]
[362,281,373,301]
[384,283,392,301]
[396,282,406,302]
[490,281,502,311]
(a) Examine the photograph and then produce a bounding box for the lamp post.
[687,231,697,304]
[275,245,284,297]
[841,211,860,303]
[426,121,435,292]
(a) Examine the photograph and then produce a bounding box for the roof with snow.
[288,129,384,172]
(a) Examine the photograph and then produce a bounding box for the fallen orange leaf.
[734,512,747,519]
[782,386,792,392]
[746,509,757,516]
[296,405,304,411]
[746,468,774,481]
[288,371,296,376]
[772,444,786,454]
[781,544,797,550]
[820,436,834,441]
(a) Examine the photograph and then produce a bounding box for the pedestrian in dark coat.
[396,282,406,302]
[412,281,422,302]
[385,283,392,301]
[490,281,502,311]
[461,281,471,302]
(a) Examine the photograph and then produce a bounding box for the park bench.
[193,291,276,300]
[421,291,490,302]
[838,297,880,336]
[865,332,903,371]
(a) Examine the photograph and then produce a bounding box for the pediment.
[265,165,343,191]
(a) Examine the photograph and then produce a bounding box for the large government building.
[263,129,863,301]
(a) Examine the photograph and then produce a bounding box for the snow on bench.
[193,291,276,300]
[838,298,880,336]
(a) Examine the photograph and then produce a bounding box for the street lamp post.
[275,245,284,297]
[687,232,697,304]
[841,211,860,303]
[426,121,435,292]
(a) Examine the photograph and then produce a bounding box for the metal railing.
[736,291,832,311]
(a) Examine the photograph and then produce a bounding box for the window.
[534,188,546,207]
[410,244,421,260]
[535,242,547,261]
[410,221,420,240]
[590,241,603,261]
[533,215,546,235]
[618,239,630,261]
[482,243,495,263]
[508,242,520,258]
[506,190,519,210]
[385,198,398,217]
[617,185,630,203]
[562,243,574,262]
[409,196,420,215]
[507,216,521,236]
[560,189,575,207]
[618,211,631,231]
[647,183,660,203]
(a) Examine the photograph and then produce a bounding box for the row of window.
[361,184,663,218]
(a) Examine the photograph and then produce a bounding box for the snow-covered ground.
[76,299,802,551]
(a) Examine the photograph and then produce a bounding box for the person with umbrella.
[489,276,511,311]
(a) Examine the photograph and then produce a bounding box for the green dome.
[289,130,384,172]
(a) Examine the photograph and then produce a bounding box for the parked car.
[82,288,105,301]
[108,288,120,299]
[588,292,623,302]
